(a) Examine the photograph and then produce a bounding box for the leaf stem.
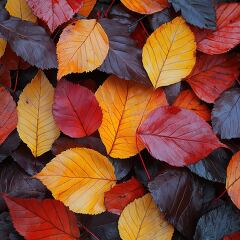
[104,0,115,18]
[80,223,100,240]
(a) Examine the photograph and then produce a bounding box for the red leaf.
[0,87,17,144]
[104,178,145,215]
[137,106,224,166]
[26,0,83,32]
[3,194,80,240]
[186,53,239,103]
[224,232,240,240]
[193,3,240,54]
[53,80,102,138]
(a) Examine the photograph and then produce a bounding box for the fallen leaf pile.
[0,0,240,239]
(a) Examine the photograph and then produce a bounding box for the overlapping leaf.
[17,71,60,157]
[53,79,102,138]
[0,38,6,58]
[4,195,80,240]
[36,148,116,214]
[57,19,109,79]
[142,17,196,88]
[78,0,96,17]
[224,232,240,240]
[137,106,223,166]
[95,75,168,159]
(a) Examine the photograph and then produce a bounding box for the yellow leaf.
[35,148,116,214]
[17,71,60,157]
[120,0,169,14]
[142,16,196,88]
[78,0,96,17]
[118,193,174,240]
[6,0,37,23]
[0,38,7,58]
[57,19,109,79]
[95,75,168,159]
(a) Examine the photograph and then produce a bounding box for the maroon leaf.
[137,106,224,166]
[53,80,102,138]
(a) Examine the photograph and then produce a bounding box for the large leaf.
[17,71,60,157]
[226,151,240,209]
[4,195,80,240]
[173,89,211,121]
[212,88,240,139]
[26,0,83,32]
[186,53,239,103]
[169,0,216,29]
[99,19,150,86]
[193,3,240,54]
[53,79,102,138]
[142,17,196,88]
[194,203,240,240]
[148,168,215,239]
[95,75,168,159]
[0,87,17,144]
[0,17,57,69]
[78,0,96,17]
[36,148,116,214]
[120,0,169,14]
[137,106,223,166]
[104,178,145,215]
[57,19,109,79]
[6,0,37,22]
[118,193,174,240]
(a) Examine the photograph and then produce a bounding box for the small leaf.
[226,151,240,209]
[104,178,145,215]
[53,79,102,138]
[57,19,109,79]
[36,148,116,214]
[3,195,80,240]
[78,0,96,17]
[0,87,17,145]
[137,106,223,166]
[95,75,168,159]
[17,70,60,157]
[118,193,174,240]
[0,38,6,58]
[142,17,196,88]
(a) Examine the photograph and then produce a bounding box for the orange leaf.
[95,75,168,159]
[78,0,96,17]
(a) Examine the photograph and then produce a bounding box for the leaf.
[104,178,145,215]
[226,151,240,209]
[173,89,211,121]
[78,0,96,17]
[0,87,17,145]
[188,148,231,183]
[120,0,169,14]
[224,232,240,240]
[95,75,168,159]
[3,195,80,240]
[0,17,57,69]
[142,17,196,88]
[163,82,181,105]
[148,168,215,238]
[36,148,116,214]
[57,19,109,79]
[26,0,83,32]
[17,70,60,157]
[6,0,37,23]
[118,193,174,240]
[169,0,216,29]
[212,88,240,139]
[186,53,239,103]
[137,106,223,166]
[53,79,102,138]
[0,38,6,58]
[194,203,240,240]
[193,3,240,54]
[99,19,150,86]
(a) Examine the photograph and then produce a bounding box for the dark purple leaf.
[163,82,181,105]
[222,139,240,154]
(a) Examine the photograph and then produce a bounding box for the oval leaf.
[53,80,102,138]
[36,148,116,214]
[118,193,174,240]
[17,70,60,157]
[137,106,223,166]
[95,75,168,159]
[57,19,109,79]
[142,16,196,88]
